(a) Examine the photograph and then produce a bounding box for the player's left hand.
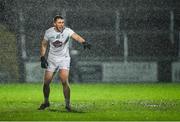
[40,56,48,69]
[82,42,91,50]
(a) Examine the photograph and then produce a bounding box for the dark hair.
[53,15,64,22]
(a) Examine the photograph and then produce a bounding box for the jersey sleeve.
[68,28,75,37]
[43,30,49,41]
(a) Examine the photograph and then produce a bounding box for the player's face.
[54,19,65,32]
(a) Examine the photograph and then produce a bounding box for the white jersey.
[44,27,74,61]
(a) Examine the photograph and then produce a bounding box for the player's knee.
[60,76,68,83]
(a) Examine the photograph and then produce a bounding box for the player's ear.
[53,22,56,26]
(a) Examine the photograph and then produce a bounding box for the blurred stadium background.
[0,0,180,83]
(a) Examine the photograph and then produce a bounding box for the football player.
[39,15,91,111]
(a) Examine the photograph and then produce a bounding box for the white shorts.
[46,58,71,72]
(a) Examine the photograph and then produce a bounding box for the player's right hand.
[82,42,91,50]
[40,56,48,69]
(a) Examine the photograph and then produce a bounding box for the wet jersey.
[44,27,74,61]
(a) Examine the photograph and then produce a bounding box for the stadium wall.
[25,60,180,82]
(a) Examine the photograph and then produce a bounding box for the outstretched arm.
[71,33,85,44]
[71,33,91,49]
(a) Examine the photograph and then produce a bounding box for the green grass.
[0,82,180,121]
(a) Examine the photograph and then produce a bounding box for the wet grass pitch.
[0,82,180,121]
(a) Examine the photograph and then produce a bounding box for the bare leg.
[59,69,71,111]
[43,70,54,103]
[38,70,54,110]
